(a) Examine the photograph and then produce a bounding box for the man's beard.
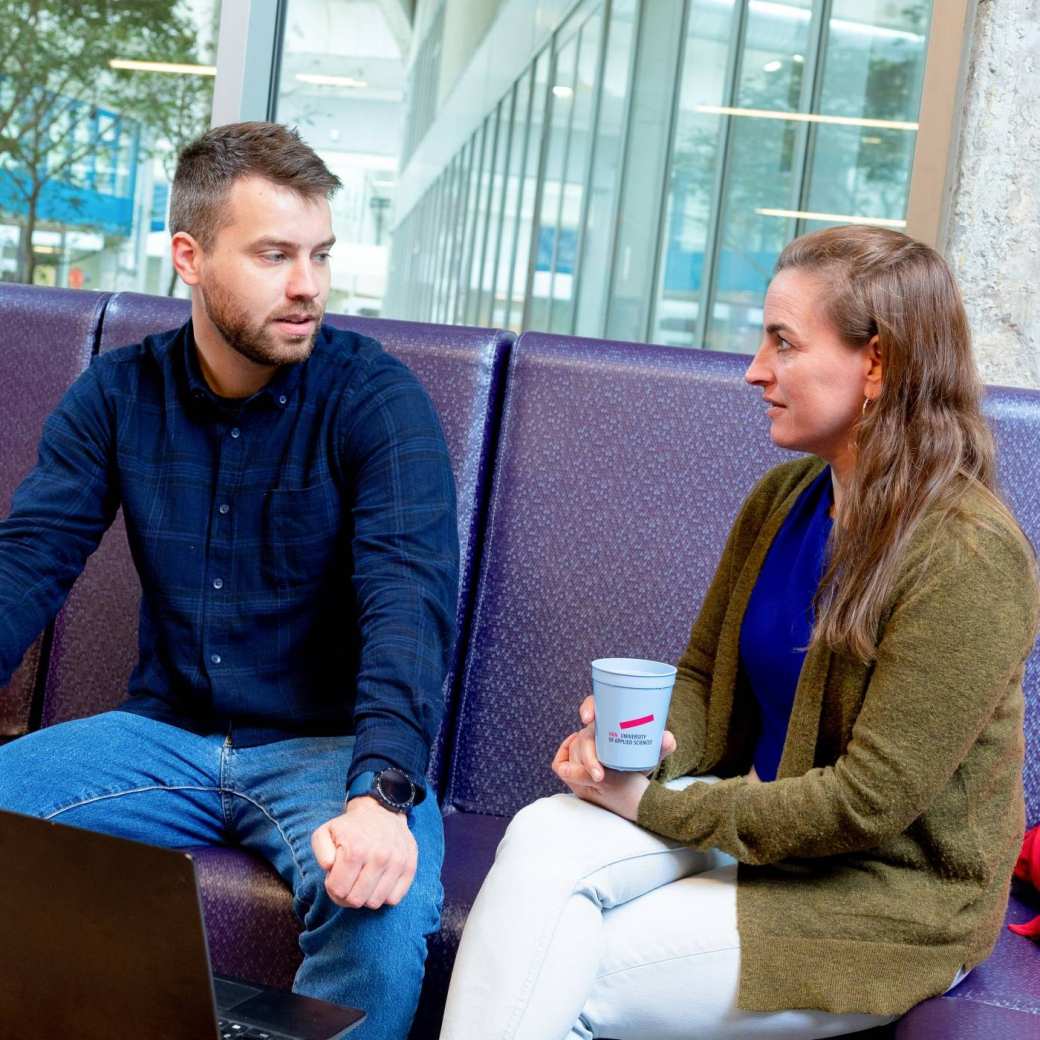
[198,279,322,367]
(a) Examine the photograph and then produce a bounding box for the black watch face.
[377,769,414,807]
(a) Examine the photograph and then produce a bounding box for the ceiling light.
[552,85,574,99]
[750,1,809,20]
[831,17,920,42]
[756,207,906,228]
[792,54,805,63]
[109,59,216,76]
[696,104,917,132]
[295,73,368,88]
[763,60,783,72]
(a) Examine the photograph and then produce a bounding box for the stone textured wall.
[945,0,1040,389]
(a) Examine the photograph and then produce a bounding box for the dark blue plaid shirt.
[0,321,458,796]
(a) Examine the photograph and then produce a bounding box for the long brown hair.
[775,225,1032,662]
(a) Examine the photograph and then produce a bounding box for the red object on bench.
[1009,827,1040,939]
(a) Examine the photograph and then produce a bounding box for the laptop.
[0,808,365,1039]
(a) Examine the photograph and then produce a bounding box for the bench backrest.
[983,386,1040,823]
[447,332,1040,826]
[446,332,793,815]
[39,292,511,793]
[40,293,184,728]
[4,285,1039,824]
[0,284,108,737]
[323,314,510,783]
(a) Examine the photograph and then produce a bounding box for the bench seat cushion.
[191,813,1040,1039]
[192,845,303,987]
[412,812,509,1037]
[896,884,1040,1039]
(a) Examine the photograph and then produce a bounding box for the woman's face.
[744,267,879,473]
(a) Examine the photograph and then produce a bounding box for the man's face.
[194,175,335,367]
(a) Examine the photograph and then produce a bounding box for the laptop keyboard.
[218,1019,292,1040]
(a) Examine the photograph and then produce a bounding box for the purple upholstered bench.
[437,331,1040,1040]
[433,331,795,1032]
[893,386,1040,1039]
[0,284,511,1037]
[0,286,109,742]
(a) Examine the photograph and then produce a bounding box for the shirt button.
[212,578,224,590]
[230,427,241,439]
[210,653,222,665]
[219,503,230,515]
[278,395,288,406]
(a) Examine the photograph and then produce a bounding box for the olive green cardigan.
[637,456,1039,1016]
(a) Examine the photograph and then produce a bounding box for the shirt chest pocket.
[262,479,344,587]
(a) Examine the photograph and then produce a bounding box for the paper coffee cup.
[591,658,677,772]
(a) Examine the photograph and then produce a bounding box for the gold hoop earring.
[861,396,872,417]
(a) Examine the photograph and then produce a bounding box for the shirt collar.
[179,320,309,414]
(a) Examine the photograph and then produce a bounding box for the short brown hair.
[169,121,341,248]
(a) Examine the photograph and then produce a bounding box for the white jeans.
[440,778,911,1040]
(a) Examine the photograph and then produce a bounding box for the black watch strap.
[346,767,418,813]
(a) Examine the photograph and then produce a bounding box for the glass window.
[651,0,735,346]
[427,164,446,322]
[646,0,931,352]
[0,0,220,292]
[382,206,406,316]
[526,31,579,332]
[445,137,474,324]
[801,1,930,229]
[425,168,444,322]
[275,0,406,317]
[464,109,498,325]
[704,0,816,353]
[548,9,604,335]
[455,120,486,324]
[380,0,934,346]
[493,68,532,328]
[477,89,515,326]
[402,207,419,315]
[509,49,551,332]
[574,0,637,339]
[710,1,929,352]
[433,154,463,323]
[603,0,688,343]
[420,174,445,320]
[436,165,458,322]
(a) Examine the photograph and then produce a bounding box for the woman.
[438,226,1039,1040]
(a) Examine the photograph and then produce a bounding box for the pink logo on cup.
[619,713,655,730]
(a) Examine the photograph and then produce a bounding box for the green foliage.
[0,0,215,281]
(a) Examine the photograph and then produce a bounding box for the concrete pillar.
[944,0,1040,389]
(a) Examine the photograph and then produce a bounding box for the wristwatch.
[346,767,419,814]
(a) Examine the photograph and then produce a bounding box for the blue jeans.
[0,711,444,1040]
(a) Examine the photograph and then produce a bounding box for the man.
[0,122,458,1040]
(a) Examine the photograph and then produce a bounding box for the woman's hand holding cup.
[552,695,676,821]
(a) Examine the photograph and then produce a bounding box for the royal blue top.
[739,465,833,782]
[0,321,459,795]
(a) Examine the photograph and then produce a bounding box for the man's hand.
[551,694,677,822]
[311,796,417,910]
